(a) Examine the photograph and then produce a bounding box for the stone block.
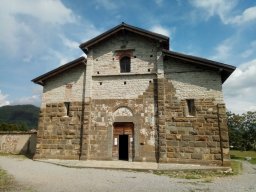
[180,153,191,159]
[195,136,208,141]
[214,154,222,160]
[194,141,206,147]
[221,135,229,142]
[166,141,178,146]
[207,142,216,147]
[191,153,202,160]
[166,134,176,140]
[65,135,74,139]
[222,142,229,148]
[167,146,174,152]
[182,135,194,141]
[184,147,194,153]
[167,152,175,158]
[179,141,189,147]
[212,135,220,141]
[159,146,167,153]
[223,148,229,155]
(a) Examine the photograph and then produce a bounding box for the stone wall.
[159,78,229,165]
[92,74,156,99]
[34,102,85,159]
[0,132,37,155]
[88,80,157,161]
[91,31,159,75]
[41,64,86,108]
[82,31,161,162]
[164,58,224,104]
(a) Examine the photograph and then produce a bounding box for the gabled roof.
[32,57,86,85]
[162,50,236,83]
[79,22,169,52]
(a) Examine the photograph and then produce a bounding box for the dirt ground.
[0,156,256,192]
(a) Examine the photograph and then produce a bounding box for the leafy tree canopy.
[228,111,256,151]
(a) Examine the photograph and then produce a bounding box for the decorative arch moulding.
[113,107,133,117]
[114,49,135,60]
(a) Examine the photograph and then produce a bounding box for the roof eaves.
[162,49,236,83]
[32,57,86,85]
[163,49,236,71]
[79,22,169,50]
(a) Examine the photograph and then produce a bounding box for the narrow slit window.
[120,56,131,73]
[64,102,70,116]
[186,99,195,116]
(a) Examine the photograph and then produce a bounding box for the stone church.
[32,23,235,166]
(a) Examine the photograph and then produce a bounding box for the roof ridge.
[79,23,169,51]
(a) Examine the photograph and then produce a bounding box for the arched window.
[120,56,131,73]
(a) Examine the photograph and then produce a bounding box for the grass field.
[230,150,256,164]
[230,160,243,174]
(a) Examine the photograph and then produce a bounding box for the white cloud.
[241,41,256,59]
[59,35,80,50]
[0,90,10,107]
[0,0,77,57]
[189,0,237,23]
[150,25,171,37]
[230,6,256,24]
[0,0,75,25]
[223,59,256,114]
[189,0,256,25]
[12,95,41,106]
[211,39,232,62]
[48,49,73,66]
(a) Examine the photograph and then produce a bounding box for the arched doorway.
[112,122,134,161]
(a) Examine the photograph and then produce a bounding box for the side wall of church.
[34,64,87,159]
[40,65,86,107]
[158,58,230,165]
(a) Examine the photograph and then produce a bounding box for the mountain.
[0,105,40,129]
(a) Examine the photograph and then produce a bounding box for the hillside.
[0,105,40,129]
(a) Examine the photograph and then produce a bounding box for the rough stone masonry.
[32,23,235,166]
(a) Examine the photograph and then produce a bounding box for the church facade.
[32,23,235,166]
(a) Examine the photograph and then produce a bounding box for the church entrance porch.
[112,122,134,161]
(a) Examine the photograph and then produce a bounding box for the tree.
[227,111,256,151]
[0,122,29,132]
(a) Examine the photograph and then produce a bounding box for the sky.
[0,0,256,114]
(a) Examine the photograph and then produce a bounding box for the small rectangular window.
[120,56,131,73]
[186,99,195,116]
[64,102,70,116]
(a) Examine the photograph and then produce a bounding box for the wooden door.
[113,122,134,161]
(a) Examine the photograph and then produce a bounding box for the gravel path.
[0,156,256,192]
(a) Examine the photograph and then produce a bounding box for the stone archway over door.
[113,122,134,161]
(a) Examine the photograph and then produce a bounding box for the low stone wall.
[0,131,37,155]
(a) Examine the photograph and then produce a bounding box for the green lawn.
[230,160,243,175]
[230,150,256,164]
